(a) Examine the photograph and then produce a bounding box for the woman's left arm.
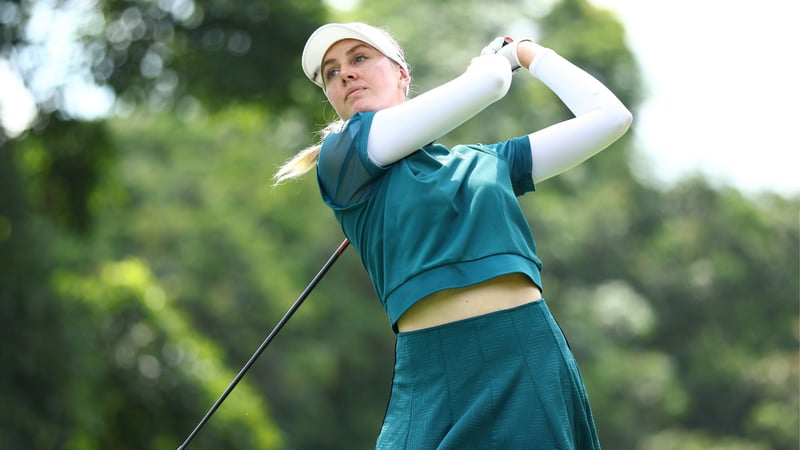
[515,41,633,183]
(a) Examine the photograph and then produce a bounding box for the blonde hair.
[272,120,344,185]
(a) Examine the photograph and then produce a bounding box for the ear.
[398,67,410,88]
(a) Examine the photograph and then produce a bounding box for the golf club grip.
[177,238,350,449]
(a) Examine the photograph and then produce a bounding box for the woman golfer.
[276,22,632,449]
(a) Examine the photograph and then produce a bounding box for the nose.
[339,66,357,82]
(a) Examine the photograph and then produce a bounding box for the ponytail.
[273,119,345,185]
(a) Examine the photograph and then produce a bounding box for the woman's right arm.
[366,54,513,166]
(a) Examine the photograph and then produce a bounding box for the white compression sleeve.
[366,54,512,166]
[527,49,633,183]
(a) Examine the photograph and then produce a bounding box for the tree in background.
[1,0,797,449]
[1,0,324,448]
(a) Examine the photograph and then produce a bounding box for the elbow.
[621,106,634,131]
[610,104,633,139]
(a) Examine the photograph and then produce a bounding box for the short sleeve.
[317,112,390,208]
[493,135,536,196]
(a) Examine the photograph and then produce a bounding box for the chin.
[353,103,383,114]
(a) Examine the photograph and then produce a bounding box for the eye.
[323,53,369,81]
[325,67,340,81]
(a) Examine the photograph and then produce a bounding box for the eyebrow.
[321,43,372,74]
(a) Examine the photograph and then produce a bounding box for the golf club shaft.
[178,238,350,449]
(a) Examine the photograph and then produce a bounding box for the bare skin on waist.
[396,272,542,332]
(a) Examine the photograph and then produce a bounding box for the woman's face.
[321,39,409,120]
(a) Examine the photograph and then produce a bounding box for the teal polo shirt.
[318,111,543,328]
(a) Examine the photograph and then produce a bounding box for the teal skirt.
[376,299,601,450]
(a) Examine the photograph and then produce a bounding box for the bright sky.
[0,60,37,137]
[589,0,799,196]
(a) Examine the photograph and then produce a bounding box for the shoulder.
[326,112,376,141]
[320,112,378,158]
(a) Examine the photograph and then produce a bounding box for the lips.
[346,87,365,100]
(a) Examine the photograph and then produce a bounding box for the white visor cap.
[302,22,408,89]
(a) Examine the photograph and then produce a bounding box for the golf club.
[178,238,351,449]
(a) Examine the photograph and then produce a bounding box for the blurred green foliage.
[1,0,798,449]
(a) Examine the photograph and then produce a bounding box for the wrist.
[516,40,545,70]
[527,47,555,76]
